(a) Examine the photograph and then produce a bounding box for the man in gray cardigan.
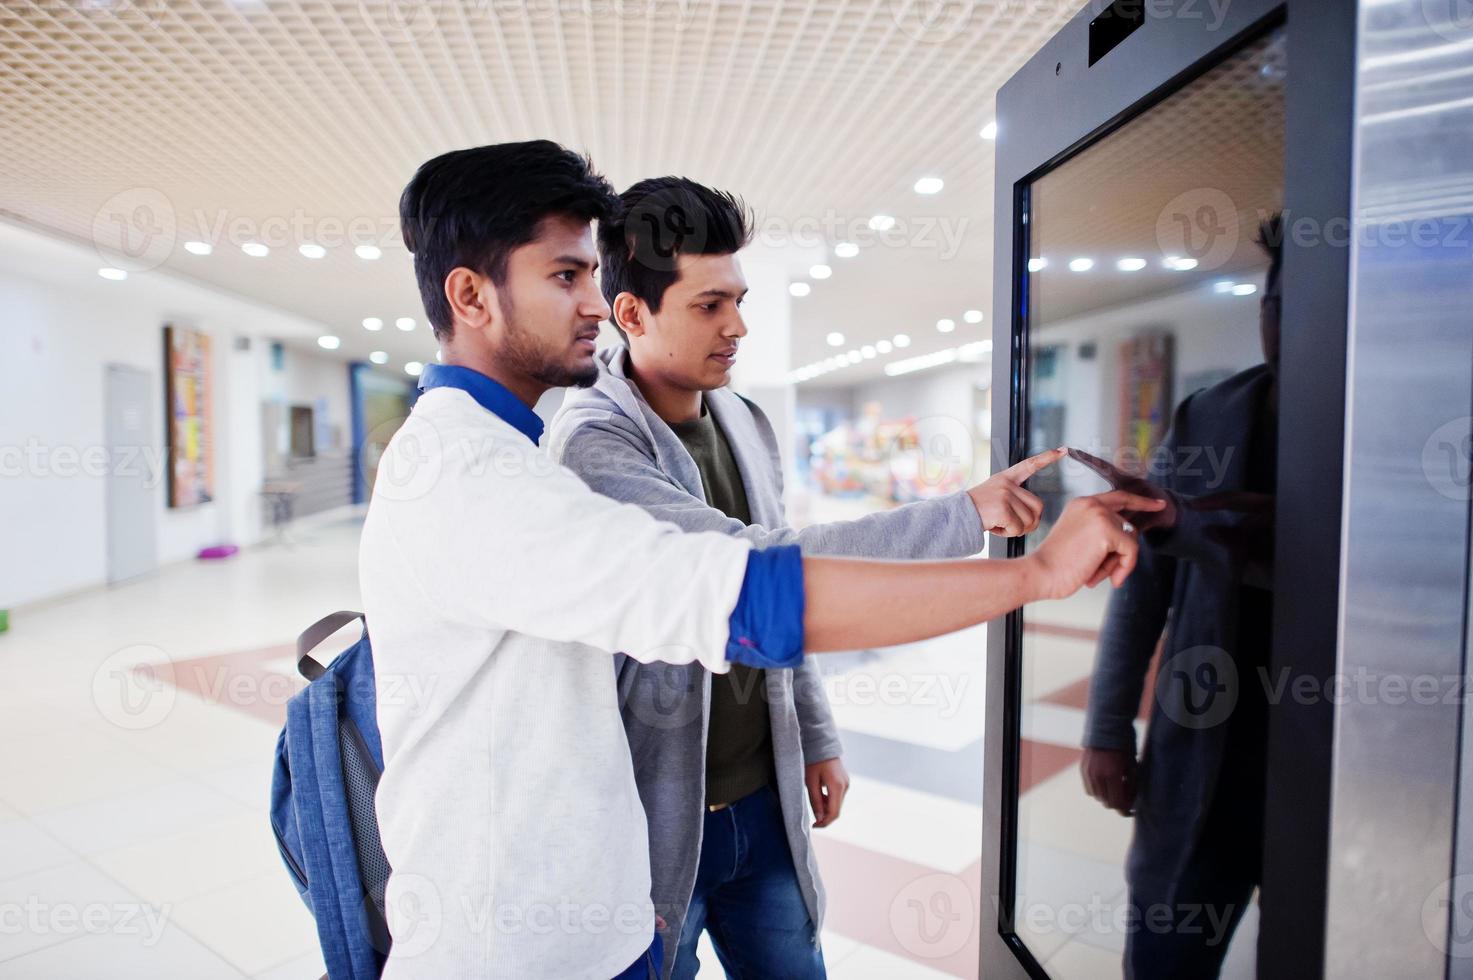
[548,177,1064,979]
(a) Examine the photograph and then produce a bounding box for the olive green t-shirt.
[667,402,776,807]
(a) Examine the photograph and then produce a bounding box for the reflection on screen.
[1010,27,1285,979]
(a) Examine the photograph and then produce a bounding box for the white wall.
[0,220,347,608]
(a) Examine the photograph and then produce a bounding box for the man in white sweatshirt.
[361,139,1162,980]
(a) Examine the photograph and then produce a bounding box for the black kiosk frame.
[981,3,1358,978]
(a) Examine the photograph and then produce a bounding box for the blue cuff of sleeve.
[726,545,806,669]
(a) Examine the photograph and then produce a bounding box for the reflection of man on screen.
[1078,214,1282,979]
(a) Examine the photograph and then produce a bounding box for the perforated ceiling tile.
[1,0,1073,375]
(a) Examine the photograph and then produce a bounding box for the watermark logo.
[890,872,974,958]
[889,0,973,42]
[1155,645,1237,730]
[92,187,176,274]
[359,0,443,41]
[385,873,444,958]
[372,414,444,502]
[1156,188,1241,272]
[92,644,176,730]
[1422,416,1473,501]
[1423,874,1473,956]
[1421,0,1473,42]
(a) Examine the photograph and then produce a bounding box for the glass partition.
[1010,26,1286,978]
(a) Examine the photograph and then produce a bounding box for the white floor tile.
[832,940,961,979]
[31,778,247,856]
[88,812,281,907]
[0,818,75,883]
[168,871,320,976]
[814,775,983,875]
[0,860,153,963]
[0,924,243,979]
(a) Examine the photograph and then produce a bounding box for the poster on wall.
[163,324,214,508]
[1117,332,1174,476]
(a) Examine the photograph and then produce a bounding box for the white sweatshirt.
[359,386,752,979]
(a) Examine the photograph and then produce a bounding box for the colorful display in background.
[164,324,214,508]
[1117,332,1174,476]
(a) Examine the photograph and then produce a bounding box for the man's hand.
[967,447,1066,537]
[1081,747,1138,816]
[1066,448,1178,533]
[1025,491,1166,600]
[805,757,850,828]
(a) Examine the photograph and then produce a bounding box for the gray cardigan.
[547,346,985,972]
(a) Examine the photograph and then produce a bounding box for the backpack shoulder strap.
[296,610,365,681]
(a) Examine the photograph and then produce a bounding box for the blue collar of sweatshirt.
[417,363,544,445]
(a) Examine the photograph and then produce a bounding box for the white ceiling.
[0,0,1075,381]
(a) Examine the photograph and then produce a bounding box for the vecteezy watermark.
[1422,416,1473,501]
[815,669,972,719]
[0,440,168,487]
[751,210,973,262]
[1424,874,1473,956]
[383,871,656,959]
[1156,188,1243,273]
[890,872,975,959]
[92,187,176,275]
[369,415,579,503]
[0,897,171,946]
[1002,892,1242,947]
[90,187,404,273]
[1419,0,1473,43]
[1155,645,1239,730]
[92,644,177,731]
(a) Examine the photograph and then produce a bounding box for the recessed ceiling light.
[362,317,383,331]
[1232,283,1259,296]
[893,333,911,348]
[183,241,212,255]
[810,264,833,280]
[963,309,984,324]
[242,242,269,258]
[1116,257,1147,272]
[868,214,896,232]
[318,335,341,350]
[1068,257,1094,272]
[789,282,811,297]
[1214,280,1237,293]
[369,350,389,365]
[913,176,944,195]
[1163,255,1199,271]
[97,267,127,281]
[405,361,424,377]
[395,317,416,331]
[826,332,845,347]
[1028,257,1048,272]
[980,121,999,140]
[834,242,859,259]
[937,318,956,333]
[861,345,877,359]
[355,244,383,261]
[299,243,326,259]
[876,340,893,354]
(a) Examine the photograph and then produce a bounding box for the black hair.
[596,177,753,343]
[398,140,619,341]
[1256,210,1283,296]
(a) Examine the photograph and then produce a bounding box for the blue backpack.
[271,611,392,979]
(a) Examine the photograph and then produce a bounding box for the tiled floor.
[0,502,1257,978]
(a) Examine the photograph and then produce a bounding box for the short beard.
[498,288,600,389]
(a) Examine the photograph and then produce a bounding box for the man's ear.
[612,292,647,339]
[445,266,494,331]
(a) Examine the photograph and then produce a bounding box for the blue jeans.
[612,932,663,980]
[671,785,826,980]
